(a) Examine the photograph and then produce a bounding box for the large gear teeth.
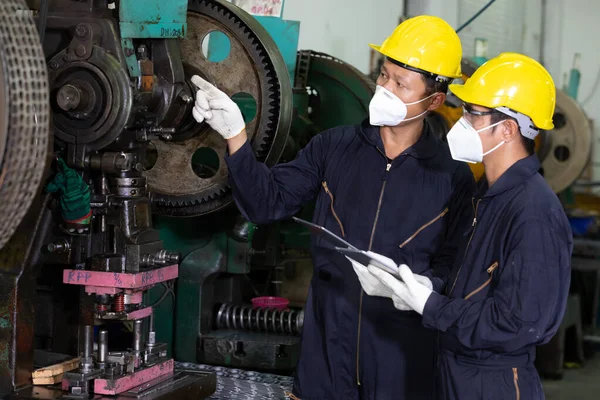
[146,0,292,217]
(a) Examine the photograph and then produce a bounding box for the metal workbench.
[176,362,293,399]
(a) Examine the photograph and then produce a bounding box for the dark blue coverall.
[225,119,475,399]
[422,155,573,400]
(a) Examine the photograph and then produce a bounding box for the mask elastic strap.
[404,92,438,106]
[400,92,440,123]
[478,119,507,156]
[482,140,505,156]
[402,108,429,123]
[475,119,506,133]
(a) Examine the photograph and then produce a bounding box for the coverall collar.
[477,155,542,198]
[360,118,439,159]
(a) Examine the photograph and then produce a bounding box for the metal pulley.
[0,0,51,249]
[538,91,592,193]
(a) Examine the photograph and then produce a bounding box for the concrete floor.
[543,356,600,399]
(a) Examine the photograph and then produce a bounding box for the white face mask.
[446,117,506,164]
[369,85,436,126]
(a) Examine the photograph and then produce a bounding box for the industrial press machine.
[0,0,376,398]
[0,0,297,398]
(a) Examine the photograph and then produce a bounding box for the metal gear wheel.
[0,0,51,249]
[146,0,293,217]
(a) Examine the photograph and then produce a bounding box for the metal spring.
[114,294,125,312]
[96,304,108,312]
[215,303,304,335]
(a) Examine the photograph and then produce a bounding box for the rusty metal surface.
[146,0,293,216]
[0,194,53,397]
[0,0,51,249]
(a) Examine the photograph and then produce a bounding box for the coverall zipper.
[322,181,346,237]
[448,198,482,296]
[356,148,392,386]
[513,368,520,400]
[399,207,449,248]
[464,261,498,300]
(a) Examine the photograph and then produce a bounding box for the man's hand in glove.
[347,252,433,311]
[190,75,245,139]
[347,252,396,299]
[368,264,434,314]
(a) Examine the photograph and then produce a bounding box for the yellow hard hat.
[449,53,556,132]
[370,15,462,79]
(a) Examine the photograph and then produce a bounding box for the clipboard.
[292,217,401,278]
[292,217,358,250]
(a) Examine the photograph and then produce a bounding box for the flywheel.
[0,0,50,249]
[280,50,374,161]
[146,0,293,217]
[296,51,374,131]
[538,90,592,193]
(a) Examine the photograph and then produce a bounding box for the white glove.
[190,75,245,139]
[368,264,434,314]
[347,252,395,298]
[347,252,433,312]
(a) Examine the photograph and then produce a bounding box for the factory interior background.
[0,0,599,399]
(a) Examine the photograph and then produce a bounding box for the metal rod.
[147,310,156,346]
[82,325,93,358]
[98,330,108,363]
[133,319,143,352]
[37,0,49,44]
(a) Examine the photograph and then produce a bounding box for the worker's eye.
[380,72,387,79]
[396,81,404,88]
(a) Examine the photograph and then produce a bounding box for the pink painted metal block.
[63,265,178,289]
[125,291,143,304]
[85,286,120,295]
[123,306,152,320]
[93,359,174,395]
[96,306,153,321]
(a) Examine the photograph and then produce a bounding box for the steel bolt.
[47,239,70,253]
[56,84,82,111]
[49,60,59,69]
[137,45,148,59]
[75,45,86,57]
[179,93,193,103]
[75,25,88,38]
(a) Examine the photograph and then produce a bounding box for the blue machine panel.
[119,0,188,39]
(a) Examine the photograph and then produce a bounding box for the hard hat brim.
[449,83,555,131]
[371,44,461,79]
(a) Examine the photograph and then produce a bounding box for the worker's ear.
[499,119,520,143]
[427,92,446,111]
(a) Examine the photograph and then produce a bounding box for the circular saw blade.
[0,0,50,249]
[146,0,293,217]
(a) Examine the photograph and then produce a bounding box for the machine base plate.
[6,369,216,400]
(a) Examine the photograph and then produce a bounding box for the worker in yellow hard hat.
[361,53,573,400]
[191,15,475,399]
